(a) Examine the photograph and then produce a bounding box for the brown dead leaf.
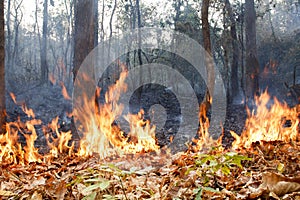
[24,176,46,190]
[0,190,16,197]
[55,180,67,199]
[260,172,300,197]
[30,191,43,200]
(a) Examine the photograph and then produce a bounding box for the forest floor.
[1,82,300,199]
[1,139,300,199]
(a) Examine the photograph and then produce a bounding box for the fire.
[192,93,223,151]
[2,62,300,166]
[60,81,71,100]
[0,65,161,165]
[231,90,299,149]
[76,69,159,158]
[46,117,74,158]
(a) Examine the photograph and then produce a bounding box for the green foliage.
[195,151,252,176]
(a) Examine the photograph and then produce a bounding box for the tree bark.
[94,0,98,47]
[201,0,214,103]
[136,0,142,66]
[245,0,259,102]
[73,0,96,81]
[107,0,117,61]
[41,0,48,83]
[6,0,11,69]
[225,0,239,103]
[0,0,6,132]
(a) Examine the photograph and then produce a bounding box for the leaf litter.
[0,140,299,199]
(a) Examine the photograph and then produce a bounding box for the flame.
[46,117,74,158]
[4,61,299,166]
[231,90,299,149]
[76,68,159,158]
[262,59,278,78]
[10,92,35,118]
[60,81,71,100]
[192,94,223,151]
[0,118,43,165]
[49,73,56,85]
[0,125,23,165]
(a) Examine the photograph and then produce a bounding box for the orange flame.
[231,90,299,149]
[4,62,300,166]
[75,67,159,158]
[60,82,71,100]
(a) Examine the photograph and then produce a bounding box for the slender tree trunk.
[136,0,142,66]
[73,0,96,81]
[239,4,245,92]
[245,0,259,103]
[100,0,105,43]
[35,0,41,72]
[201,0,214,103]
[136,0,145,99]
[69,0,75,86]
[11,0,22,68]
[94,0,98,47]
[107,0,117,61]
[0,0,6,132]
[6,0,11,69]
[222,5,230,101]
[129,0,136,68]
[63,0,73,86]
[12,13,19,66]
[41,0,49,83]
[225,0,239,103]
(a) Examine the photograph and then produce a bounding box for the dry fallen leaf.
[260,172,300,197]
[0,190,16,197]
[30,191,43,200]
[24,176,46,190]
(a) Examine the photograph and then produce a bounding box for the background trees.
[1,0,300,108]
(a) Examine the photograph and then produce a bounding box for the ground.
[2,81,300,199]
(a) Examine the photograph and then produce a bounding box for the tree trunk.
[245,0,259,103]
[63,0,73,88]
[136,0,142,66]
[225,0,239,103]
[12,0,22,68]
[35,0,41,73]
[107,0,117,61]
[94,0,99,47]
[41,0,49,83]
[6,0,11,69]
[201,0,214,103]
[0,0,6,132]
[73,0,96,81]
[100,0,105,43]
[128,0,136,68]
